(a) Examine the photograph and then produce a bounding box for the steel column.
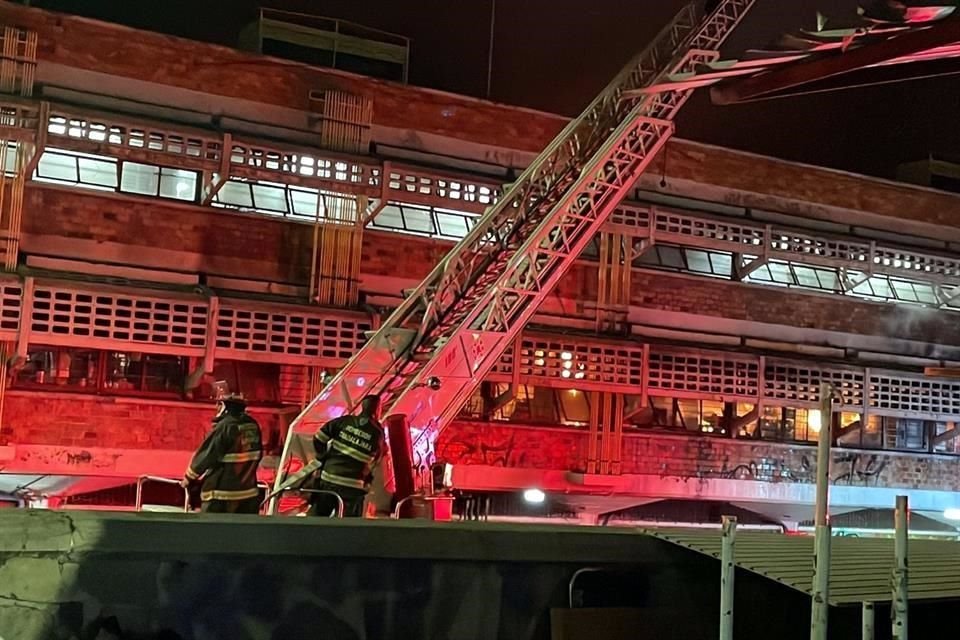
[893,495,909,640]
[810,381,834,640]
[719,515,737,640]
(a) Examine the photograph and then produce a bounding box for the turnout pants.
[309,480,367,518]
[201,496,261,514]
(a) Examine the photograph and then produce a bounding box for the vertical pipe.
[486,0,496,99]
[719,515,737,640]
[810,382,834,640]
[893,495,909,640]
[862,602,875,640]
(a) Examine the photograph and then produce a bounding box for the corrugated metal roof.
[645,529,960,605]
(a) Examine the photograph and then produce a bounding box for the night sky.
[29,0,960,179]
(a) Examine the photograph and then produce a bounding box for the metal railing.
[263,487,345,518]
[134,475,190,512]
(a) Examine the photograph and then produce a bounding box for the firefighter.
[181,389,263,514]
[309,394,386,517]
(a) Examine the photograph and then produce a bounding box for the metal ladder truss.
[272,0,757,492]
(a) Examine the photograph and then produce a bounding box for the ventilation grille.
[872,246,960,283]
[654,209,764,250]
[497,337,644,388]
[0,278,21,336]
[764,361,865,409]
[869,373,960,418]
[30,285,208,351]
[647,350,759,398]
[216,304,370,362]
[229,141,376,191]
[386,164,501,214]
[768,230,870,266]
[47,110,222,164]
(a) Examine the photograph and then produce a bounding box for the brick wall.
[630,271,960,345]
[438,422,960,492]
[0,393,280,451]
[23,187,315,283]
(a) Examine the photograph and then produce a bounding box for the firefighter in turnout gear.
[181,387,263,514]
[310,394,386,517]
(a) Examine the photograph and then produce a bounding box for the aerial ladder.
[268,0,757,515]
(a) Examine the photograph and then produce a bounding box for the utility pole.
[810,382,835,640]
[892,495,909,639]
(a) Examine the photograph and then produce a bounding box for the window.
[370,202,477,240]
[34,149,199,202]
[209,360,280,404]
[759,406,821,443]
[16,346,99,390]
[213,178,350,223]
[104,352,187,394]
[121,162,197,201]
[36,148,118,192]
[13,346,186,398]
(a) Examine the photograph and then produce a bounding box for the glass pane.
[401,205,436,235]
[816,269,842,291]
[289,187,320,218]
[372,204,404,230]
[3,142,17,175]
[251,183,288,213]
[913,283,939,304]
[708,252,733,277]
[891,280,919,303]
[558,388,590,425]
[746,264,772,282]
[793,265,822,288]
[685,249,712,274]
[767,261,794,284]
[120,162,160,196]
[655,246,684,269]
[142,354,185,393]
[36,151,78,183]
[864,276,892,299]
[217,181,254,208]
[159,167,198,201]
[78,156,118,188]
[435,211,471,239]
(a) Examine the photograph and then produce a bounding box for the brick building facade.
[0,2,959,527]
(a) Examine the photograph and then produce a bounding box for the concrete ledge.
[0,509,662,563]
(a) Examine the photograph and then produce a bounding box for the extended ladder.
[269,0,757,511]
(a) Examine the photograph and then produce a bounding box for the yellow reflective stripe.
[221,451,262,463]
[320,470,365,489]
[200,488,260,501]
[185,468,200,480]
[331,440,375,464]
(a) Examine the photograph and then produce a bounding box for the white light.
[560,351,573,361]
[944,508,960,521]
[523,488,546,504]
[808,409,822,433]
